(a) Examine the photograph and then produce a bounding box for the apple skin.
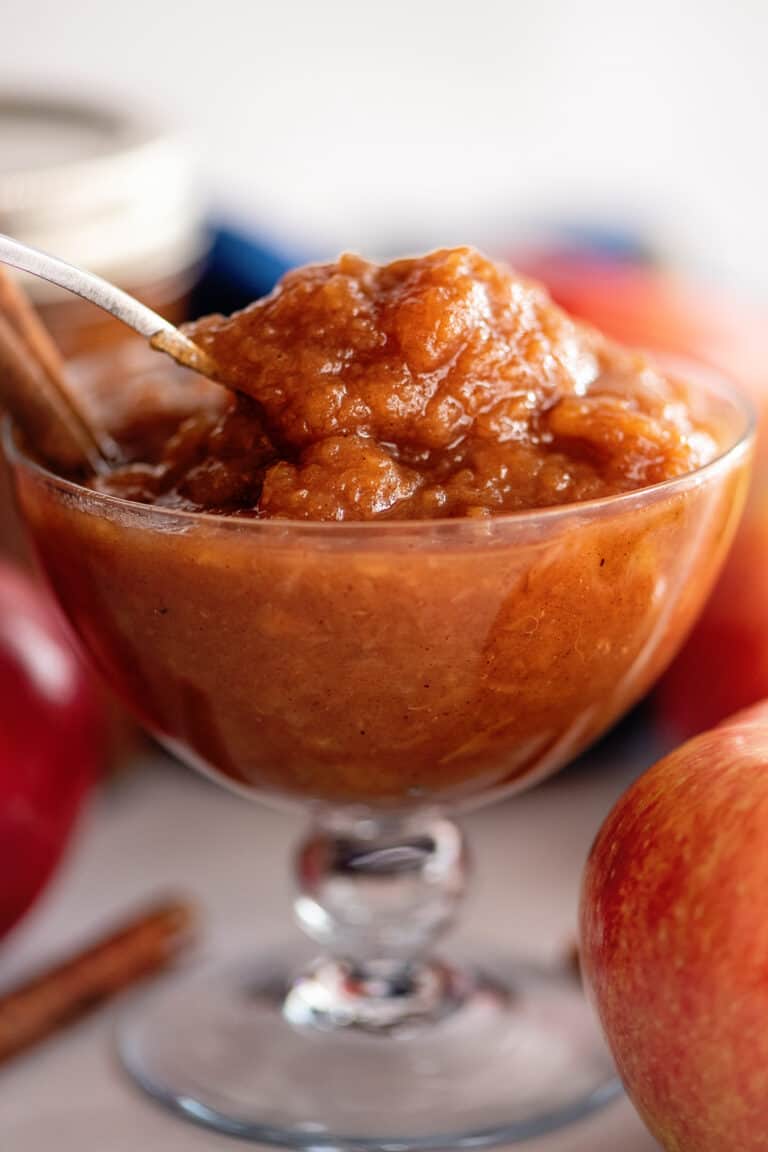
[0,562,106,940]
[655,511,768,737]
[580,700,768,1151]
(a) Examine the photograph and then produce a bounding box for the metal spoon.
[0,233,217,378]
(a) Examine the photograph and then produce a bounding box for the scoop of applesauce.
[92,247,717,519]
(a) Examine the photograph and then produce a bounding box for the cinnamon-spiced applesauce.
[96,248,716,518]
[11,250,752,806]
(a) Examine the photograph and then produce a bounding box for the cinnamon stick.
[0,898,197,1065]
[0,266,114,472]
[567,940,581,982]
[0,266,75,402]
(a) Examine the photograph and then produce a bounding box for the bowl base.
[118,951,620,1149]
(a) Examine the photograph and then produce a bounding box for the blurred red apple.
[517,249,768,739]
[0,562,105,939]
[580,700,768,1151]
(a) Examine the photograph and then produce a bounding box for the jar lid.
[0,90,208,301]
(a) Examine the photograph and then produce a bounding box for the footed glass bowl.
[6,358,754,1148]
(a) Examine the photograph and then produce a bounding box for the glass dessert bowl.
[5,361,751,1148]
[4,248,756,1147]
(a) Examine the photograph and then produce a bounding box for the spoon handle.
[0,232,173,337]
[0,233,214,376]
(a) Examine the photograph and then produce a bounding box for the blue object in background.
[194,217,655,320]
[192,216,654,322]
[538,222,656,266]
[192,222,311,317]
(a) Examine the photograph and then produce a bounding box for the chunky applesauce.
[93,248,717,518]
[11,250,751,806]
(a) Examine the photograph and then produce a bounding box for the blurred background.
[2,0,767,289]
[0,5,766,1146]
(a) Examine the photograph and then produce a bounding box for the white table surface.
[0,740,660,1151]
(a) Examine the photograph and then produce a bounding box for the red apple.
[516,249,768,739]
[655,508,768,737]
[514,253,767,382]
[580,700,768,1151]
[0,562,105,939]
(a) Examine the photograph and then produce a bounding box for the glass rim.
[4,354,756,541]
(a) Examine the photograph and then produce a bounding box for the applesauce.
[95,249,717,519]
